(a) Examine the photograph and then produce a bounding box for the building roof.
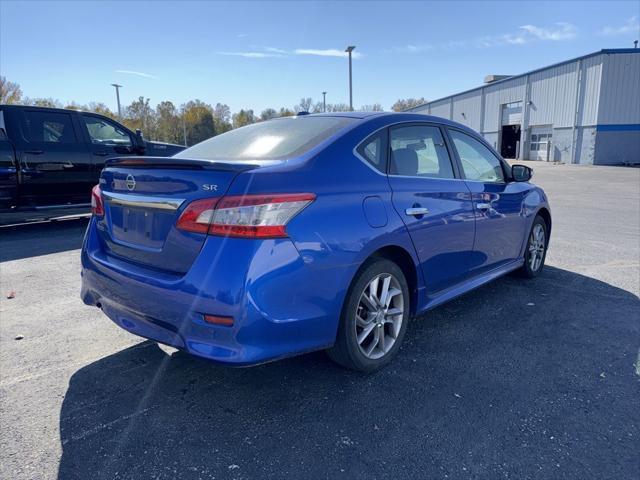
[407,48,640,111]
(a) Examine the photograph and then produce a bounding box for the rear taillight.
[176,193,315,238]
[91,185,104,217]
[175,198,219,234]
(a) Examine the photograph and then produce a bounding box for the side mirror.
[134,129,146,154]
[511,164,533,182]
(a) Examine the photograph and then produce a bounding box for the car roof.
[308,111,475,132]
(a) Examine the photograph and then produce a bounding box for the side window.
[356,130,386,172]
[22,111,78,144]
[389,125,454,179]
[449,129,505,183]
[82,115,132,147]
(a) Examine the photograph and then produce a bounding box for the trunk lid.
[96,157,257,274]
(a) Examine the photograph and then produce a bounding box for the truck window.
[22,111,78,144]
[82,115,132,146]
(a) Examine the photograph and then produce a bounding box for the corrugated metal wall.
[428,99,450,119]
[579,55,603,126]
[598,53,640,125]
[483,77,526,133]
[452,92,482,131]
[409,50,638,165]
[528,62,578,128]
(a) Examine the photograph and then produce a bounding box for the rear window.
[174,116,355,161]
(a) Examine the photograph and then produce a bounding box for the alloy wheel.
[355,273,405,360]
[528,223,546,272]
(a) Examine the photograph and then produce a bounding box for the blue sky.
[1,1,638,113]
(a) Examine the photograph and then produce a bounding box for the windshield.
[174,116,355,161]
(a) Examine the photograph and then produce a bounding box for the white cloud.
[387,44,434,54]
[237,33,248,38]
[216,51,284,58]
[599,16,640,36]
[115,70,157,79]
[216,46,364,59]
[263,47,287,54]
[390,22,577,54]
[294,48,363,59]
[519,22,577,41]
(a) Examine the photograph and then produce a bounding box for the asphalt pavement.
[0,162,638,480]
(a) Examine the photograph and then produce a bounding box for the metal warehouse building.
[408,48,640,165]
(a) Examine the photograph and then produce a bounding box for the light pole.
[322,91,327,112]
[111,83,123,118]
[345,46,355,111]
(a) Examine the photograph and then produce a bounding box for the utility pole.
[182,115,188,147]
[322,91,327,112]
[345,46,355,111]
[111,84,123,118]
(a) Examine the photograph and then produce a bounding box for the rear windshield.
[174,116,355,161]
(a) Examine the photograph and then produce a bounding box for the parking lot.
[1,162,638,480]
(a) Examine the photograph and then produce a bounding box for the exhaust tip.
[95,302,102,309]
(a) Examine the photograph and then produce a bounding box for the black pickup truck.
[0,105,185,225]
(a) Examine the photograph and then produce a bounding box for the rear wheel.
[327,259,410,372]
[516,215,548,278]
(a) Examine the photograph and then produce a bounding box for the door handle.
[24,150,44,155]
[93,151,109,156]
[405,207,429,216]
[476,202,491,210]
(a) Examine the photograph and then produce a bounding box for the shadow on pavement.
[57,266,639,480]
[0,218,88,262]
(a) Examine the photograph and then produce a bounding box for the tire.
[327,258,410,372]
[515,215,548,278]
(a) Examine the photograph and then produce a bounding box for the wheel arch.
[536,207,552,236]
[361,245,420,317]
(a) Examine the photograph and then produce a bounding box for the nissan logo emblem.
[125,174,136,192]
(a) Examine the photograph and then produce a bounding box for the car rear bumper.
[81,218,345,365]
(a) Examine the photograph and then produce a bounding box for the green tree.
[87,102,117,119]
[124,96,157,139]
[181,100,216,146]
[0,77,22,104]
[156,101,181,144]
[24,97,62,108]
[391,98,426,112]
[232,109,256,128]
[278,107,295,117]
[260,108,278,121]
[64,102,87,111]
[212,103,232,134]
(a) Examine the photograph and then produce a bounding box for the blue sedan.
[81,112,551,371]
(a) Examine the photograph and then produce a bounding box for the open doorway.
[500,125,521,159]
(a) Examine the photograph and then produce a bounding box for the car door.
[16,109,93,206]
[386,123,476,294]
[446,128,528,274]
[0,109,18,210]
[80,113,136,178]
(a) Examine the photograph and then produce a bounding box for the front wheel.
[516,215,548,278]
[327,258,410,372]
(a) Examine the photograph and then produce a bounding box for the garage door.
[529,126,552,161]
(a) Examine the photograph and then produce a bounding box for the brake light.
[176,193,315,238]
[91,185,104,216]
[175,198,219,234]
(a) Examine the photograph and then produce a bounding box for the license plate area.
[109,205,174,250]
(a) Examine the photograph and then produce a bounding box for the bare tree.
[359,103,384,111]
[0,76,22,104]
[391,98,426,112]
